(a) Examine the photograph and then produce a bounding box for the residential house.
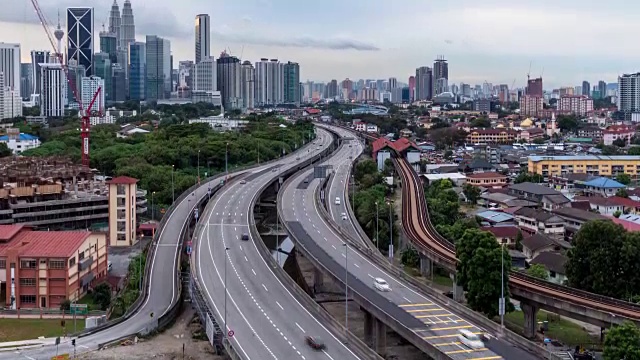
[583,177,626,197]
[514,207,566,240]
[509,250,527,269]
[466,172,508,188]
[521,232,571,259]
[481,226,520,247]
[509,182,564,203]
[530,252,569,285]
[475,210,515,225]
[574,195,640,216]
[479,192,537,209]
[603,125,635,146]
[551,207,608,238]
[549,173,596,192]
[541,194,571,211]
[458,158,494,174]
[520,128,545,143]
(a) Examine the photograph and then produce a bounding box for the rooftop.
[583,177,626,189]
[0,224,92,258]
[0,133,39,141]
[106,176,138,185]
[552,207,608,222]
[509,182,561,196]
[467,172,507,179]
[529,155,640,162]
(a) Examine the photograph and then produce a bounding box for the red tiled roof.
[481,226,520,238]
[106,176,138,185]
[138,223,158,231]
[0,224,27,241]
[393,137,420,152]
[16,231,92,258]
[612,218,640,232]
[466,172,507,179]
[305,108,321,114]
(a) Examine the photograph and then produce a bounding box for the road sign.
[228,330,235,338]
[70,303,88,315]
[51,355,69,360]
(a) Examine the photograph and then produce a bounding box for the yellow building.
[528,155,640,177]
[107,176,139,247]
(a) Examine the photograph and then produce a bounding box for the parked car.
[305,336,325,350]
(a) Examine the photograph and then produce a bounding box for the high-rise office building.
[111,63,127,102]
[433,56,448,96]
[0,43,22,119]
[217,52,242,109]
[128,42,146,101]
[67,7,94,76]
[617,74,640,116]
[240,61,255,110]
[582,81,590,97]
[145,36,171,100]
[120,0,136,52]
[194,56,217,92]
[66,59,85,105]
[325,79,338,99]
[20,63,32,99]
[283,61,300,105]
[81,76,105,113]
[388,77,397,90]
[415,66,433,101]
[108,0,122,50]
[93,53,112,101]
[30,50,50,96]
[598,81,607,99]
[255,58,284,106]
[195,14,210,64]
[40,63,66,117]
[100,32,118,64]
[527,77,543,96]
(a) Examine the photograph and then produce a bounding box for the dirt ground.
[79,306,223,360]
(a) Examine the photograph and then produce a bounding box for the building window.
[117,209,126,219]
[69,257,76,267]
[117,221,126,232]
[0,260,5,269]
[117,197,126,207]
[20,278,36,287]
[117,233,126,241]
[49,260,65,269]
[117,184,126,195]
[78,251,85,260]
[20,295,36,304]
[20,260,36,269]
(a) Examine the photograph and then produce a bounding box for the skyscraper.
[326,79,338,99]
[388,77,397,90]
[240,61,255,110]
[31,50,50,96]
[217,52,242,109]
[108,0,122,50]
[195,14,210,64]
[598,81,607,99]
[283,61,300,105]
[120,0,136,51]
[582,81,590,98]
[527,78,543,97]
[66,7,94,76]
[255,58,284,106]
[128,42,146,100]
[194,56,217,92]
[433,56,448,96]
[415,66,433,101]
[617,74,640,117]
[99,32,118,63]
[145,36,171,100]
[40,63,66,117]
[20,63,32,99]
[81,76,105,113]
[112,63,127,102]
[93,53,112,101]
[0,43,22,119]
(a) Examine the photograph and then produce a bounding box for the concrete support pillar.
[363,309,373,346]
[419,254,432,277]
[521,302,539,339]
[373,318,387,357]
[451,274,464,302]
[313,268,324,293]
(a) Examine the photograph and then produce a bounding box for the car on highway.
[240,180,246,184]
[373,278,391,292]
[305,336,326,350]
[241,233,249,241]
[296,157,300,160]
[341,212,347,220]
[457,329,484,349]
[335,197,341,205]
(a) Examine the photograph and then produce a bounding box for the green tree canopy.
[0,143,11,158]
[616,173,631,185]
[603,321,640,360]
[527,263,549,280]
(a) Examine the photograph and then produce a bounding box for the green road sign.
[70,303,88,315]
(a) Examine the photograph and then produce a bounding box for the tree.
[514,230,523,251]
[60,299,71,311]
[603,321,640,360]
[462,183,481,204]
[557,115,579,133]
[456,229,514,318]
[93,283,112,311]
[514,172,544,184]
[470,117,491,129]
[566,220,640,300]
[616,173,631,186]
[616,189,629,198]
[613,138,627,148]
[401,248,420,268]
[0,143,11,158]
[527,264,549,280]
[613,210,622,218]
[628,147,640,156]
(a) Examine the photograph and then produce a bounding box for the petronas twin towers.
[108,0,136,52]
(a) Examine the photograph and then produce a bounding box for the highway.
[280,127,538,360]
[194,128,361,360]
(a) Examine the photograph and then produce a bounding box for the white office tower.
[255,58,284,106]
[120,0,136,51]
[109,0,122,50]
[241,61,255,110]
[194,56,217,92]
[81,76,105,115]
[40,64,66,117]
[195,14,210,64]
[0,43,21,94]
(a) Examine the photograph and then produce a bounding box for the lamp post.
[343,243,348,332]
[224,247,230,338]
[171,165,175,203]
[500,243,505,330]
[375,201,379,251]
[151,191,155,221]
[388,201,393,257]
[197,150,201,184]
[350,174,355,211]
[225,142,229,182]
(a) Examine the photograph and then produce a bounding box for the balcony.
[78,256,94,272]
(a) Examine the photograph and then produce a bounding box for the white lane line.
[295,322,306,333]
[78,345,89,349]
[239,245,243,251]
[353,263,360,268]
[276,301,284,310]
[262,283,269,292]
[323,350,335,360]
[22,356,35,360]
[244,256,248,262]
[367,274,374,278]
[331,245,336,250]
[403,296,412,303]
[252,268,257,276]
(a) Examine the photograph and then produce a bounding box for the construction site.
[0,156,147,230]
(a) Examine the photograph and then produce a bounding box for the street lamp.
[151,191,155,221]
[388,201,393,258]
[375,201,379,251]
[171,165,175,203]
[343,243,348,332]
[197,150,201,185]
[224,247,230,339]
[500,243,505,330]
[225,142,229,182]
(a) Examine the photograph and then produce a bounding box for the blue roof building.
[583,177,626,197]
[0,132,41,154]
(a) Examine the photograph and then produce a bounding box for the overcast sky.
[1,0,636,89]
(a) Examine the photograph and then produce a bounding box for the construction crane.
[30,0,102,168]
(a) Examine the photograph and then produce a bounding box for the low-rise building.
[508,182,563,203]
[528,155,640,178]
[521,232,571,260]
[551,207,608,237]
[466,172,507,188]
[577,127,603,141]
[582,177,626,197]
[466,129,519,145]
[514,207,565,240]
[0,225,108,309]
[603,125,635,146]
[530,252,569,285]
[0,129,40,154]
[481,226,520,247]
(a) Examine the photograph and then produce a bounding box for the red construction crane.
[30,0,101,167]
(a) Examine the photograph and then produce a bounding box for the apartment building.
[0,225,108,309]
[557,95,594,116]
[519,95,543,116]
[466,129,519,144]
[528,155,640,177]
[107,176,139,247]
[603,125,635,146]
[465,172,507,188]
[577,126,603,141]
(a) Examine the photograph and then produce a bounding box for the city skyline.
[1,0,636,88]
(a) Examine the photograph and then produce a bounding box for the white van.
[457,329,484,349]
[335,197,341,205]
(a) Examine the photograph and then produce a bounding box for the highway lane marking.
[421,332,483,338]
[262,283,269,292]
[251,269,256,276]
[295,322,306,333]
[331,245,336,250]
[402,296,412,303]
[353,263,359,268]
[323,350,335,360]
[78,345,89,349]
[408,308,445,313]
[468,357,502,360]
[445,348,488,354]
[416,313,454,317]
[244,256,248,262]
[239,245,243,251]
[434,341,462,346]
[276,301,283,310]
[430,325,473,331]
[21,356,35,360]
[415,310,458,315]
[400,303,433,307]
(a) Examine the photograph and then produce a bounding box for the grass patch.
[504,309,600,347]
[76,294,99,311]
[0,318,86,342]
[432,274,453,287]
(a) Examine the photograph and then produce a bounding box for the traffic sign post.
[70,303,88,315]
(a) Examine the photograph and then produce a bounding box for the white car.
[457,329,484,349]
[335,197,341,205]
[373,278,391,292]
[240,180,246,184]
[341,212,347,220]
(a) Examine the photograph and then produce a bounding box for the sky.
[1,0,637,89]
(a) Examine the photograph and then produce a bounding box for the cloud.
[214,32,380,51]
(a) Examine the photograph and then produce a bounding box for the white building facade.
[40,63,66,117]
[194,56,217,92]
[81,76,105,114]
[255,58,284,106]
